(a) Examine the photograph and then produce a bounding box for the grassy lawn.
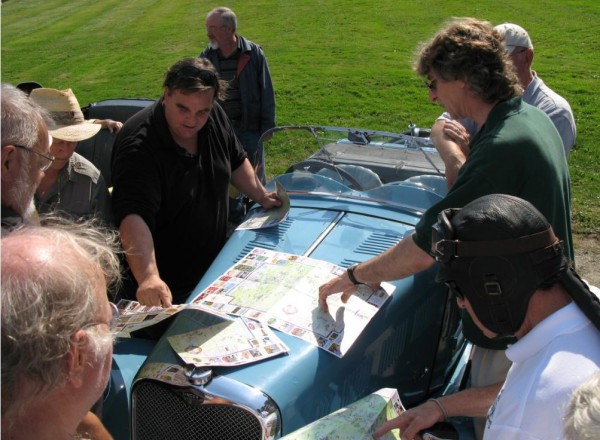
[2,0,599,234]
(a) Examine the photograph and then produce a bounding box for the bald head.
[1,221,121,417]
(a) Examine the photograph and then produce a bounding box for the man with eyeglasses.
[374,194,600,440]
[431,22,576,187]
[1,221,122,440]
[319,18,571,440]
[1,84,54,233]
[111,57,280,309]
[200,6,276,224]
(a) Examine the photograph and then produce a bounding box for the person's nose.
[429,89,438,103]
[195,113,209,127]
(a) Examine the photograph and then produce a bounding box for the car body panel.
[80,116,469,439]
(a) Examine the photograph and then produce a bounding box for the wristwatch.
[346,263,363,285]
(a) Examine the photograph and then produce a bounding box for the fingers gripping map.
[191,248,394,357]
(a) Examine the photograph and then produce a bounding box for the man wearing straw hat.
[30,88,119,224]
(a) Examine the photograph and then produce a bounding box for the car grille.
[133,380,263,440]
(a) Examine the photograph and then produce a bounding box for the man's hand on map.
[318,273,356,313]
[258,190,282,209]
[372,399,444,439]
[137,274,173,308]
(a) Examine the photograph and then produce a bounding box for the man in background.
[31,87,115,224]
[1,222,122,440]
[200,6,276,221]
[431,23,576,187]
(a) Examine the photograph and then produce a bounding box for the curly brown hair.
[414,18,521,103]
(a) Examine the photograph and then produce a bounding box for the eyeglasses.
[424,78,437,91]
[510,48,528,56]
[13,144,55,171]
[206,25,227,32]
[174,65,218,88]
[85,302,120,333]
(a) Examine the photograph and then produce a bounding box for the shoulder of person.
[238,35,263,52]
[71,153,101,183]
[199,46,216,58]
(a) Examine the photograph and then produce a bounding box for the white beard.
[209,41,219,50]
[22,199,40,226]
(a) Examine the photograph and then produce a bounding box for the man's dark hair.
[415,18,521,103]
[163,57,227,101]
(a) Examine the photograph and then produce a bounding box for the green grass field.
[3,0,599,234]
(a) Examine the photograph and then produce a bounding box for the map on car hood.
[190,248,395,357]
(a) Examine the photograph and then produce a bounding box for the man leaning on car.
[111,57,280,308]
[319,17,572,440]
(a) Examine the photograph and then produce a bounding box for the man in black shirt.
[111,57,280,307]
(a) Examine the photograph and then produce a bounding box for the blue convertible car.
[78,101,470,440]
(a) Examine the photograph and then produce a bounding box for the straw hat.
[30,88,101,142]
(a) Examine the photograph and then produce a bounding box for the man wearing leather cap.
[374,194,600,439]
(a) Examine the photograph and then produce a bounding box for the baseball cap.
[494,23,533,54]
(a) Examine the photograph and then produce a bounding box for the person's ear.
[1,145,19,183]
[66,330,88,388]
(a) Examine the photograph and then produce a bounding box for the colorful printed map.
[280,388,404,439]
[167,316,289,367]
[191,248,394,357]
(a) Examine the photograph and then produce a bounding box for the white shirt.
[485,302,600,440]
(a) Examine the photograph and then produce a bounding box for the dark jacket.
[200,35,276,135]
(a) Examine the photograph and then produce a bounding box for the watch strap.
[347,263,362,285]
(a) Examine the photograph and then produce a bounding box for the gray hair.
[564,372,600,440]
[1,83,52,150]
[1,219,122,416]
[208,7,237,32]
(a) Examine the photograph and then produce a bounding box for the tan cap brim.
[50,122,102,142]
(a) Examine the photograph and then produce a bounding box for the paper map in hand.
[190,248,394,357]
[237,180,290,230]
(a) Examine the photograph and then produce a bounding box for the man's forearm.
[231,159,269,203]
[439,382,503,418]
[353,233,435,284]
[430,120,468,167]
[119,214,160,285]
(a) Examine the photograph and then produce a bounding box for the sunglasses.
[424,78,437,91]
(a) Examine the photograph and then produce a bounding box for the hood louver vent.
[235,218,294,262]
[341,231,405,267]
